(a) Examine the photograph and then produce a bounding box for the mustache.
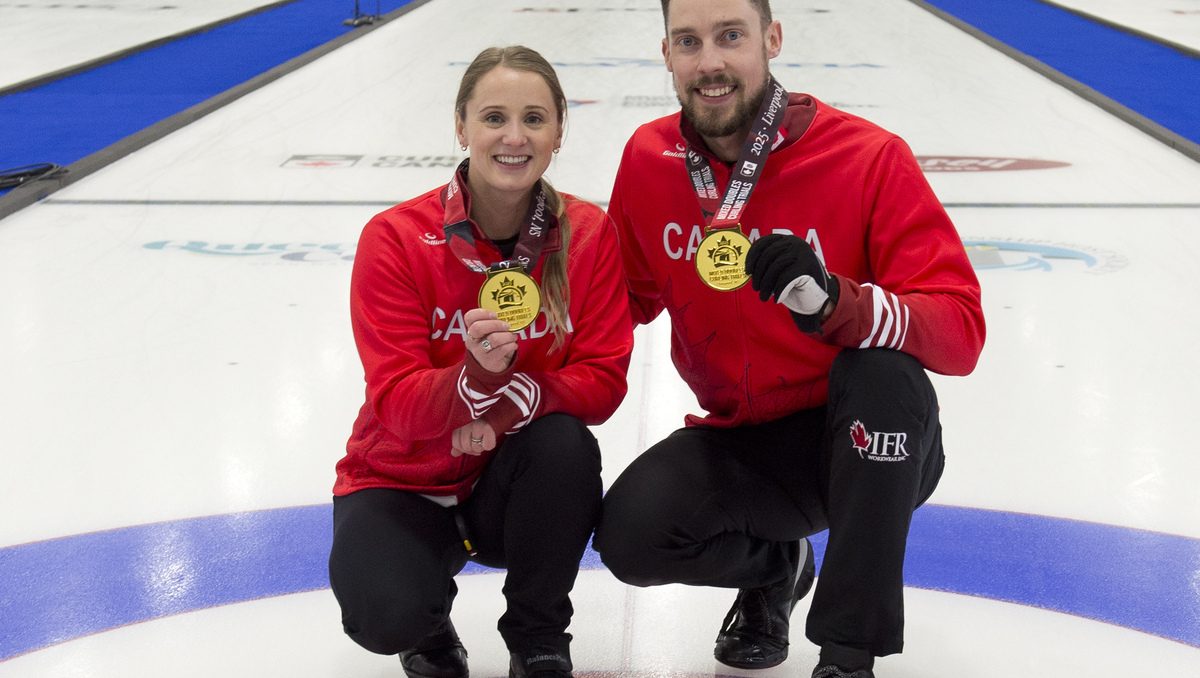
[687,76,740,90]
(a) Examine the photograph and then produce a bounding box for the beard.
[678,74,769,139]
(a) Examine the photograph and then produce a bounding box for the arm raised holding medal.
[330,46,633,678]
[463,308,517,373]
[448,308,516,457]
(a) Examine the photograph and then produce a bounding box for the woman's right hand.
[464,308,518,373]
[450,419,498,457]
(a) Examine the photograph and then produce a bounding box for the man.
[593,1,985,677]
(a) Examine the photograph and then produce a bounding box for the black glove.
[745,233,839,332]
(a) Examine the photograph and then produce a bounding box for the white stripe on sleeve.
[504,373,541,432]
[457,367,504,418]
[858,284,909,350]
[860,284,885,348]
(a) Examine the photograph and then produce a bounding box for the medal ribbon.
[442,159,555,275]
[686,77,788,229]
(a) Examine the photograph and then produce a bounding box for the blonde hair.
[456,45,572,353]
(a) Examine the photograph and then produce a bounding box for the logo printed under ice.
[143,241,354,262]
[963,239,1127,274]
[850,420,909,462]
[915,156,1071,172]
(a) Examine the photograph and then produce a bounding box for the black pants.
[328,413,602,655]
[594,349,944,657]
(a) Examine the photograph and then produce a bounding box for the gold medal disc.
[479,269,542,331]
[695,228,752,291]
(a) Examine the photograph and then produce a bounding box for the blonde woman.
[328,46,632,678]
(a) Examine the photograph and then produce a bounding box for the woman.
[328,46,633,678]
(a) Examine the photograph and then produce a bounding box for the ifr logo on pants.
[849,420,909,462]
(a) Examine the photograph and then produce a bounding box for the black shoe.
[508,645,573,678]
[714,538,816,669]
[812,665,875,678]
[399,620,469,678]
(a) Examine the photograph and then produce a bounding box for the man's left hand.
[745,233,839,329]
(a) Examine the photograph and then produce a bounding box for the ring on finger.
[470,436,484,445]
[480,338,492,352]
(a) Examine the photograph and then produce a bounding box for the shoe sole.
[402,670,469,678]
[715,652,789,670]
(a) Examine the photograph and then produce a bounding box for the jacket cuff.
[456,355,515,420]
[464,350,515,391]
[482,371,543,434]
[481,392,526,435]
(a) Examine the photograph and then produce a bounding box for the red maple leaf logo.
[849,420,872,456]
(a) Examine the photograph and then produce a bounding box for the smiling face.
[662,0,781,142]
[455,66,563,203]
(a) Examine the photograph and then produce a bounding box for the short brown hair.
[659,0,772,30]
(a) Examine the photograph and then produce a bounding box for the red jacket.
[334,184,633,501]
[609,94,985,428]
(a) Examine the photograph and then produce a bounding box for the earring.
[553,148,560,154]
[460,144,467,151]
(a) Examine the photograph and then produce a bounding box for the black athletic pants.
[594,349,944,657]
[328,413,602,655]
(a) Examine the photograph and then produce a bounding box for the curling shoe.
[399,620,469,678]
[508,644,573,678]
[714,538,816,669]
[811,666,875,678]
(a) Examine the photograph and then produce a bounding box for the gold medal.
[695,227,752,291]
[479,268,542,331]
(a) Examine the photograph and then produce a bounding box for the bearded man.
[593,1,986,676]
